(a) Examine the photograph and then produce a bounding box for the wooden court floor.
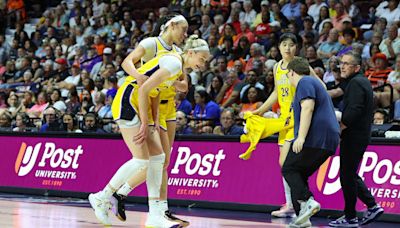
[0,194,398,228]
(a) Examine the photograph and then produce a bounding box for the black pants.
[340,136,376,219]
[282,146,333,215]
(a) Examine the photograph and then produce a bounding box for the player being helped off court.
[243,33,325,218]
[88,34,210,227]
[109,14,191,226]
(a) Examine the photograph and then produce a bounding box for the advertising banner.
[0,136,399,215]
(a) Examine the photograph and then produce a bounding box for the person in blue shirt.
[176,91,193,116]
[189,90,220,134]
[213,108,244,135]
[175,111,193,135]
[281,57,340,228]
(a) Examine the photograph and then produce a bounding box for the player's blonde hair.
[183,35,209,52]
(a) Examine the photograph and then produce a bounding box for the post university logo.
[316,152,400,198]
[15,142,84,180]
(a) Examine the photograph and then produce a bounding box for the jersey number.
[281,87,289,97]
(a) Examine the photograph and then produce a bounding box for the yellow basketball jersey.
[124,38,182,98]
[275,60,296,117]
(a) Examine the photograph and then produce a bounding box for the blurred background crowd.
[0,0,399,136]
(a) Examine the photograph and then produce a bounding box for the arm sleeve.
[158,55,182,76]
[138,37,157,62]
[297,79,316,101]
[341,79,366,126]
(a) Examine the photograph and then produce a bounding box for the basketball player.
[88,35,210,227]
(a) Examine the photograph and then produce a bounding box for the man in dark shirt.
[329,52,384,227]
[282,57,340,227]
[213,109,244,135]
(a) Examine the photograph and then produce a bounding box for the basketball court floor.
[0,193,397,227]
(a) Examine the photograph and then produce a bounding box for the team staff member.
[329,52,384,227]
[282,57,339,227]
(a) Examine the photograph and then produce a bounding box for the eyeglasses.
[338,61,357,67]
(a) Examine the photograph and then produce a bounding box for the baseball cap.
[55,58,67,65]
[103,47,113,55]
[261,0,269,6]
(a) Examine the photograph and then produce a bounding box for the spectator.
[261,69,275,98]
[252,1,273,29]
[176,111,192,135]
[245,43,266,73]
[57,63,81,98]
[82,112,105,133]
[234,22,255,48]
[237,86,264,117]
[308,0,327,23]
[215,69,241,107]
[379,25,400,62]
[388,54,400,85]
[375,0,400,27]
[207,75,224,102]
[199,14,212,40]
[0,110,12,131]
[271,2,289,29]
[190,90,220,134]
[281,0,301,21]
[318,28,343,66]
[226,9,241,35]
[362,32,383,61]
[27,91,49,118]
[66,88,81,115]
[3,61,16,83]
[213,108,244,135]
[342,0,361,25]
[53,58,70,82]
[306,46,325,70]
[332,2,351,32]
[254,11,272,46]
[317,19,332,45]
[80,89,94,115]
[239,69,266,103]
[233,36,251,62]
[214,55,229,80]
[91,47,114,80]
[62,112,82,133]
[31,58,44,83]
[90,91,111,119]
[13,112,30,132]
[240,0,257,25]
[14,56,31,83]
[373,109,388,125]
[176,91,193,116]
[7,92,22,118]
[40,106,63,132]
[218,23,237,46]
[266,46,282,62]
[299,16,318,43]
[365,53,392,87]
[21,90,35,110]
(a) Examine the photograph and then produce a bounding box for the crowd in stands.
[0,0,399,136]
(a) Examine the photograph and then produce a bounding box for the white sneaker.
[271,204,296,218]
[145,213,181,228]
[88,193,112,226]
[292,197,320,226]
[289,218,312,227]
